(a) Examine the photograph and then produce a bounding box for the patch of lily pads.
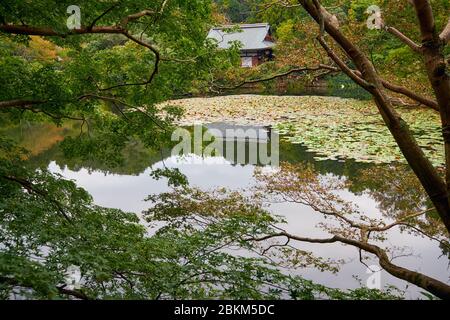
[161,95,444,166]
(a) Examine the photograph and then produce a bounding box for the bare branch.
[385,26,422,53]
[316,37,374,89]
[350,70,439,110]
[412,0,437,43]
[217,64,338,90]
[120,9,155,28]
[312,0,324,37]
[380,78,439,110]
[0,24,124,36]
[440,18,450,44]
[248,231,450,299]
[367,208,432,232]
[100,31,160,91]
[0,99,47,109]
[88,4,119,31]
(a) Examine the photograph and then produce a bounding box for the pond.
[4,116,448,300]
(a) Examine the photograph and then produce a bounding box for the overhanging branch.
[385,26,422,53]
[0,9,163,91]
[217,64,339,91]
[0,99,47,109]
[316,36,374,89]
[248,231,450,299]
[440,18,450,44]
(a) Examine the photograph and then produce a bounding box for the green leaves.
[0,0,246,181]
[150,168,188,188]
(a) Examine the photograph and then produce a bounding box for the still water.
[5,121,449,299]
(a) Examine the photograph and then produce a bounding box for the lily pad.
[159,95,444,166]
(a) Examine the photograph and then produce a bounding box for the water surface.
[4,121,449,299]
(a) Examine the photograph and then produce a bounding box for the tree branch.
[120,9,155,28]
[99,31,160,91]
[1,175,73,223]
[0,13,162,92]
[78,94,165,130]
[440,18,450,44]
[0,275,91,300]
[0,24,125,36]
[217,64,338,90]
[316,36,374,89]
[57,285,91,300]
[412,0,437,43]
[0,99,47,109]
[298,0,450,233]
[88,4,119,31]
[385,26,422,53]
[350,70,439,111]
[248,231,450,299]
[380,78,439,110]
[412,0,450,202]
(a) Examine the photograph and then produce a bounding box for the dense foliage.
[212,0,449,100]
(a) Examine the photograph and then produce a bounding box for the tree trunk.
[412,0,450,201]
[298,0,450,234]
[335,236,450,300]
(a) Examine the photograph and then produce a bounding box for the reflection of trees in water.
[26,126,372,178]
[9,122,449,295]
[252,163,449,298]
[12,123,438,220]
[349,165,448,244]
[5,122,166,175]
[28,139,167,176]
[222,73,372,101]
[1,123,70,157]
[350,165,428,215]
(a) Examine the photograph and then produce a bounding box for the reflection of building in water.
[15,122,377,178]
[204,122,277,166]
[204,122,271,142]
